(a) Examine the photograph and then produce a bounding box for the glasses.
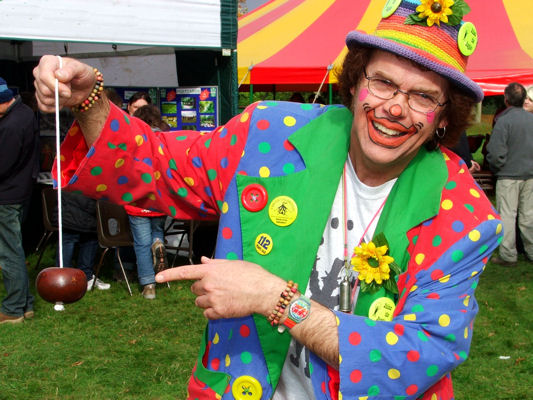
[363,69,447,114]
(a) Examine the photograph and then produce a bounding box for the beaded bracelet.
[267,280,298,326]
[71,68,104,112]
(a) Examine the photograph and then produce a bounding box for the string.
[55,56,63,270]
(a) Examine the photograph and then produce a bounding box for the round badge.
[382,0,402,18]
[241,183,268,212]
[268,196,298,227]
[232,375,263,400]
[457,22,478,56]
[255,233,273,255]
[368,297,396,321]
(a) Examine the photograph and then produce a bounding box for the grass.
[1,246,532,399]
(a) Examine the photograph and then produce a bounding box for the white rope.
[54,56,65,312]
[238,64,253,89]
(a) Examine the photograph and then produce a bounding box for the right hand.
[33,55,96,113]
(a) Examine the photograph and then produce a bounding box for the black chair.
[34,187,58,270]
[164,218,198,266]
[93,200,134,295]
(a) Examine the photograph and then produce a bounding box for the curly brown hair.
[336,46,478,148]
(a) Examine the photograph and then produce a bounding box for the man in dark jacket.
[0,77,39,323]
[487,82,533,266]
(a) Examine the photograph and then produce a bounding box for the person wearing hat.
[33,0,501,398]
[0,78,39,324]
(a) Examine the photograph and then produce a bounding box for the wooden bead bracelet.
[267,280,298,326]
[71,68,104,112]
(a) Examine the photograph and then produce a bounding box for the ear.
[350,87,356,96]
[437,117,447,130]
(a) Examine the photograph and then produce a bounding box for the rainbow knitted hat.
[346,0,483,101]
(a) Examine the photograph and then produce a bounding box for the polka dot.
[394,324,405,336]
[349,332,361,346]
[91,166,103,176]
[122,192,133,202]
[213,333,220,344]
[86,148,95,158]
[220,157,229,168]
[258,142,271,154]
[118,176,128,185]
[283,116,296,127]
[222,227,233,239]
[118,143,127,151]
[410,285,418,292]
[415,253,425,265]
[426,292,439,299]
[469,230,481,242]
[445,181,457,190]
[110,119,120,131]
[331,218,339,229]
[463,295,471,307]
[225,354,231,367]
[230,134,238,145]
[452,250,464,262]
[431,269,444,280]
[284,139,295,151]
[221,202,229,214]
[177,188,188,197]
[452,220,464,232]
[218,128,228,138]
[257,119,270,130]
[426,365,439,377]
[406,384,418,396]
[240,351,252,364]
[350,369,362,383]
[364,318,376,327]
[210,358,220,370]
[192,157,202,168]
[470,188,480,198]
[417,330,429,342]
[403,314,416,321]
[368,385,380,396]
[464,327,469,339]
[369,349,381,362]
[441,199,453,210]
[168,206,177,217]
[239,324,250,337]
[388,369,401,380]
[432,235,442,246]
[386,332,399,345]
[141,173,152,183]
[226,252,238,260]
[148,193,156,201]
[407,350,420,362]
[439,314,450,327]
[240,112,249,123]
[207,169,217,181]
[204,186,213,197]
[282,163,295,174]
[411,304,424,313]
[115,159,125,168]
[479,244,488,254]
[465,204,474,213]
[259,166,270,177]
[496,223,502,234]
[135,135,144,146]
[204,139,211,148]
[445,333,456,342]
[184,177,195,186]
[96,184,107,192]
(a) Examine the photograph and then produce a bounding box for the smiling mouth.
[367,111,418,148]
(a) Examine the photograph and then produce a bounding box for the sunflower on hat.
[405,0,471,27]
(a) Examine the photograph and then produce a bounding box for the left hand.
[156,257,286,320]
[469,160,481,173]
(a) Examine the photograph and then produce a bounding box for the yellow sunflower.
[416,0,454,26]
[351,242,395,285]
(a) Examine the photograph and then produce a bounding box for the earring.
[435,126,446,139]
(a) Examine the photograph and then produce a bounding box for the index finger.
[155,264,208,283]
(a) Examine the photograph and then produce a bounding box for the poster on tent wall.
[159,87,219,132]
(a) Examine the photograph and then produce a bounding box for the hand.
[469,160,481,173]
[156,257,286,320]
[33,55,96,113]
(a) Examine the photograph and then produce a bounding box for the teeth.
[373,121,402,136]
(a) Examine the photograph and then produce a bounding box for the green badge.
[458,22,478,56]
[382,0,402,18]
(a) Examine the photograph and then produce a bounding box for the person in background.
[123,101,169,300]
[450,131,481,173]
[486,82,533,266]
[127,91,151,116]
[104,87,123,109]
[34,0,503,397]
[0,77,39,323]
[523,85,533,113]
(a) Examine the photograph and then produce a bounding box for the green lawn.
[0,247,531,399]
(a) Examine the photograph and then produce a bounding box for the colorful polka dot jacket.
[57,101,502,400]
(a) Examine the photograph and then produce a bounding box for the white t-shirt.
[273,157,396,399]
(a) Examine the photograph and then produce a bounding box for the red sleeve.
[55,101,256,220]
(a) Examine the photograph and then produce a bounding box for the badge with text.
[268,196,298,227]
[368,297,396,321]
[255,233,273,255]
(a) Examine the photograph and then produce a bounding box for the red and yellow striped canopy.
[238,0,533,95]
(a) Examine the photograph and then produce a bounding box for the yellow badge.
[368,297,396,321]
[255,233,273,255]
[458,22,478,56]
[382,0,402,18]
[268,196,298,227]
[232,375,263,400]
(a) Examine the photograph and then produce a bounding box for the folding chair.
[34,186,58,270]
[164,218,198,266]
[93,200,134,296]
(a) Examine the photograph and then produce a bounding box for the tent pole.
[273,85,276,100]
[328,83,332,105]
[249,84,254,105]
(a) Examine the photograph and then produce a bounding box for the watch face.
[288,297,310,323]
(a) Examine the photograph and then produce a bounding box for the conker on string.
[36,267,87,304]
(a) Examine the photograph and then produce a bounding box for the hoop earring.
[435,126,446,140]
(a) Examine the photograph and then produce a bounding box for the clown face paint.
[348,50,448,186]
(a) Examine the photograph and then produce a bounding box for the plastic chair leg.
[115,248,132,296]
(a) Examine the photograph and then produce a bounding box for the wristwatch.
[278,295,311,333]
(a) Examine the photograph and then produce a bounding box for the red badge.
[241,184,268,212]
